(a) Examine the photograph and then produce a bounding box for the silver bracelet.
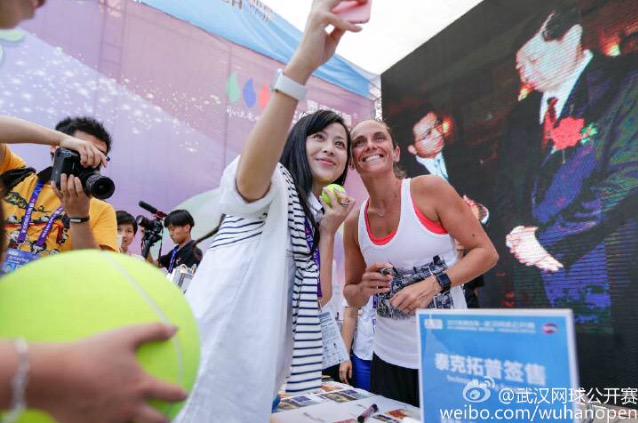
[3,339,29,423]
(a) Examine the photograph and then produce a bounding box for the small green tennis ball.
[321,184,347,207]
[0,251,201,423]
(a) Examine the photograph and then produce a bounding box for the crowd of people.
[0,0,502,422]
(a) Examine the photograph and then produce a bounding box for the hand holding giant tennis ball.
[0,251,201,423]
[320,184,347,207]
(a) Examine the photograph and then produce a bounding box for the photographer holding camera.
[143,209,202,273]
[0,116,118,272]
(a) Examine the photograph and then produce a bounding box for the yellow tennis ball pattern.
[320,184,346,207]
[0,250,201,423]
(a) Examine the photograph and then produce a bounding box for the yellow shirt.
[1,144,118,256]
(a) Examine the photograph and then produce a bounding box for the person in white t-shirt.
[343,120,498,406]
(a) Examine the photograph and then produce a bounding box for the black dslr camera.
[51,148,115,200]
[136,201,167,259]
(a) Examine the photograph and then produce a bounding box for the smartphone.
[332,0,372,24]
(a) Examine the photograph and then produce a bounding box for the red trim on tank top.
[364,201,397,246]
[413,200,448,234]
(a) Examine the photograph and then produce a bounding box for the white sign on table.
[320,311,350,369]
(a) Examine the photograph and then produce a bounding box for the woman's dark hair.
[281,110,352,252]
[196,111,352,250]
[164,209,195,229]
[116,210,137,234]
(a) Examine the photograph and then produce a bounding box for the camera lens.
[84,173,115,200]
[136,215,155,231]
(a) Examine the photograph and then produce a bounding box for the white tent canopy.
[264,0,484,74]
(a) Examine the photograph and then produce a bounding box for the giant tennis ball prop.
[320,184,347,207]
[0,251,201,423]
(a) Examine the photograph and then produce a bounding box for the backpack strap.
[0,167,36,192]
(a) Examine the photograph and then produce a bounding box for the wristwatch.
[272,69,307,101]
[434,272,452,294]
[68,216,90,224]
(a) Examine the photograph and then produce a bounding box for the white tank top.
[357,178,466,369]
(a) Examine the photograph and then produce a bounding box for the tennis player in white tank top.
[343,120,499,407]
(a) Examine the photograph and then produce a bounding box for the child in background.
[116,210,143,259]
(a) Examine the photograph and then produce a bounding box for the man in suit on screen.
[408,110,489,307]
[496,0,638,391]
[408,110,487,217]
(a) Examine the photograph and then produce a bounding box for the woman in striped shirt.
[177,2,364,422]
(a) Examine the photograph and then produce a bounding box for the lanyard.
[304,219,322,297]
[168,245,180,273]
[17,181,64,248]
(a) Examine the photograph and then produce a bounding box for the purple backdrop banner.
[0,0,374,251]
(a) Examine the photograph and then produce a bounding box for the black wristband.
[68,216,90,224]
[434,272,452,294]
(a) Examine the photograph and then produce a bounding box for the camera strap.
[16,180,65,248]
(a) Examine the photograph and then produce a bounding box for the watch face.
[436,272,452,292]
